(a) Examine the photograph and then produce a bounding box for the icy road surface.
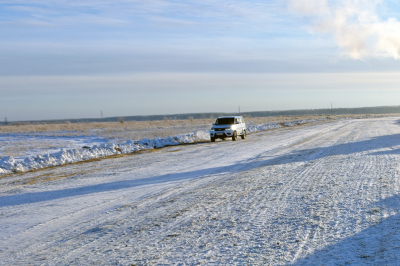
[2,117,400,265]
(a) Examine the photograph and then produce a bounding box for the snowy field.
[2,117,400,264]
[0,118,323,174]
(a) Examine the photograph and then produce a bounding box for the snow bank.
[0,130,210,175]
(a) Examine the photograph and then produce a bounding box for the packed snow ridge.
[0,116,383,175]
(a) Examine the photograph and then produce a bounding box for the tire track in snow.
[291,118,400,265]
[107,120,378,264]
[3,118,400,264]
[287,121,365,261]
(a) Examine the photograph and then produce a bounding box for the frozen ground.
[1,117,400,264]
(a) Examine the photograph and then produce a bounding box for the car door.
[240,117,245,134]
[236,117,244,135]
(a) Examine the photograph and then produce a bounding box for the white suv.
[210,116,246,142]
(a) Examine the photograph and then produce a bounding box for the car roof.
[216,116,242,119]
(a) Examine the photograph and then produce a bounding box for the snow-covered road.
[2,117,400,265]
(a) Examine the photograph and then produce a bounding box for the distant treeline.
[5,105,400,125]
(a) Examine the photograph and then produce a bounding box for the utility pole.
[239,106,240,114]
[4,116,7,125]
[101,110,103,119]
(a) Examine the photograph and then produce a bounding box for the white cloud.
[288,0,330,15]
[289,0,400,59]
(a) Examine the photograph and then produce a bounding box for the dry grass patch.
[0,114,393,142]
[0,119,213,140]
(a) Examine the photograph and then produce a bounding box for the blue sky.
[1,0,400,121]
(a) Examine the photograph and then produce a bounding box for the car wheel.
[241,130,246,139]
[222,137,226,140]
[211,137,216,142]
[232,131,237,141]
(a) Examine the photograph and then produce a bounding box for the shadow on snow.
[292,194,400,265]
[1,132,400,209]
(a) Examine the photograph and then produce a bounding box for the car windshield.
[215,118,234,125]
